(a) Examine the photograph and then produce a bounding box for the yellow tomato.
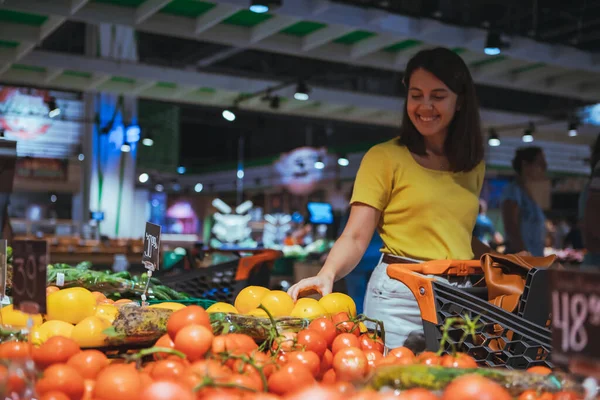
[30,326,47,345]
[234,286,269,314]
[47,287,97,324]
[359,322,368,333]
[95,304,118,324]
[91,291,107,303]
[46,286,60,295]
[259,290,294,317]
[0,305,43,328]
[72,316,109,348]
[38,320,75,339]
[319,293,357,317]
[246,308,269,318]
[148,302,186,311]
[290,298,327,319]
[206,302,239,314]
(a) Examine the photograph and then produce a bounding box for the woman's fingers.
[288,277,320,300]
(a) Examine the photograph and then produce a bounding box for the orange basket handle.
[387,259,483,277]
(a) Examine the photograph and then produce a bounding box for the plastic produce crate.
[159,249,282,303]
[387,260,553,370]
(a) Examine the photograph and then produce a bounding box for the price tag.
[0,240,6,302]
[142,222,161,271]
[12,240,48,314]
[550,269,600,372]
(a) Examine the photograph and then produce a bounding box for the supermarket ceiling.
[0,0,599,156]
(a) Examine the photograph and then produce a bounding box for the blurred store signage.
[15,157,68,181]
[274,147,328,195]
[0,88,52,140]
[579,104,600,126]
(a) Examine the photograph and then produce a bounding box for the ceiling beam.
[130,80,157,95]
[350,34,398,59]
[250,15,298,44]
[43,68,64,83]
[71,0,91,14]
[301,25,352,52]
[194,3,240,35]
[134,0,172,25]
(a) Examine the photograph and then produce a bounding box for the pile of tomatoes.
[0,304,583,400]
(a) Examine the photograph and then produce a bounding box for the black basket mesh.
[423,269,553,370]
[159,260,271,303]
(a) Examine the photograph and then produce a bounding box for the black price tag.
[142,222,161,271]
[12,240,48,314]
[550,269,600,369]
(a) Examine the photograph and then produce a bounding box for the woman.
[288,47,487,348]
[501,147,547,257]
[580,134,600,268]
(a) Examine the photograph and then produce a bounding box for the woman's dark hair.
[398,47,484,173]
[512,146,543,175]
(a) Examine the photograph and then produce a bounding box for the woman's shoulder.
[501,180,523,202]
[365,137,407,159]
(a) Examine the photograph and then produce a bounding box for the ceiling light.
[194,183,204,193]
[172,182,181,191]
[46,96,60,118]
[177,166,186,174]
[294,81,310,101]
[222,109,236,122]
[484,32,507,56]
[249,0,281,13]
[139,173,149,183]
[120,142,131,152]
[568,121,579,137]
[237,169,245,179]
[50,194,57,203]
[337,155,349,167]
[78,153,85,161]
[142,135,154,146]
[155,183,164,192]
[314,157,325,170]
[522,122,535,143]
[488,129,501,147]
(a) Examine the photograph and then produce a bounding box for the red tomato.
[0,341,31,359]
[284,385,343,400]
[389,347,416,362]
[166,305,211,340]
[363,349,383,371]
[140,381,195,400]
[36,364,85,400]
[296,329,327,357]
[149,359,187,381]
[285,351,321,378]
[66,350,109,380]
[332,333,360,355]
[321,368,336,384]
[33,336,81,369]
[94,364,142,400]
[416,351,440,366]
[358,334,384,353]
[267,363,315,396]
[526,366,552,375]
[441,374,511,400]
[0,363,26,395]
[332,312,360,337]
[309,317,337,348]
[332,346,368,383]
[319,349,334,377]
[153,334,176,360]
[212,333,259,356]
[396,388,439,400]
[440,353,478,369]
[242,393,280,400]
[348,389,379,400]
[40,392,71,400]
[271,332,298,354]
[328,381,357,395]
[553,392,580,400]
[376,354,413,368]
[174,324,214,362]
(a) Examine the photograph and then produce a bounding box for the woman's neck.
[423,134,446,157]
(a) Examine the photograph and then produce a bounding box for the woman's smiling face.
[406,68,459,141]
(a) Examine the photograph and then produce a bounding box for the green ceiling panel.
[470,55,508,68]
[64,70,92,78]
[0,10,47,26]
[157,82,177,88]
[452,47,467,54]
[334,30,376,45]
[11,64,46,73]
[280,21,327,37]
[93,0,147,7]
[222,10,272,27]
[111,76,136,84]
[199,87,216,93]
[510,62,546,74]
[383,39,422,53]
[0,40,19,48]
[160,0,215,18]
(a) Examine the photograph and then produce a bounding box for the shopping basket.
[387,260,553,370]
[158,248,282,303]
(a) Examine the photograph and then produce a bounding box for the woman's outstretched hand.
[287,272,334,301]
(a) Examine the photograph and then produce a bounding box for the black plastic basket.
[158,250,281,303]
[422,268,553,370]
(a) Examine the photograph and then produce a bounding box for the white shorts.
[363,257,471,349]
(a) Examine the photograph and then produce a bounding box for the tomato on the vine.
[153,334,176,360]
[174,324,214,362]
[389,347,415,362]
[440,353,478,369]
[148,359,187,381]
[319,349,334,377]
[66,350,109,380]
[309,317,337,347]
[166,305,211,340]
[35,364,85,400]
[271,331,298,353]
[332,346,368,383]
[227,373,263,393]
[416,351,440,366]
[332,312,360,337]
[267,363,315,396]
[140,381,195,400]
[332,333,360,355]
[441,374,511,400]
[526,366,552,375]
[93,364,142,400]
[212,333,258,356]
[363,349,383,371]
[33,336,81,369]
[39,392,71,400]
[188,359,231,381]
[321,368,336,384]
[0,341,31,359]
[285,351,321,378]
[358,333,384,353]
[296,329,327,357]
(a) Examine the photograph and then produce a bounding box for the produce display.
[0,264,595,399]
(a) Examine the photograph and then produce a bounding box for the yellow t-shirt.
[350,138,485,261]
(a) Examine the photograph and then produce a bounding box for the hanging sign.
[274,147,328,195]
[142,222,161,271]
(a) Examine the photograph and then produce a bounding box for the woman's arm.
[288,203,380,300]
[501,199,526,253]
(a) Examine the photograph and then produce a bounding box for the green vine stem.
[436,314,482,356]
[212,352,269,392]
[124,346,186,368]
[193,375,258,393]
